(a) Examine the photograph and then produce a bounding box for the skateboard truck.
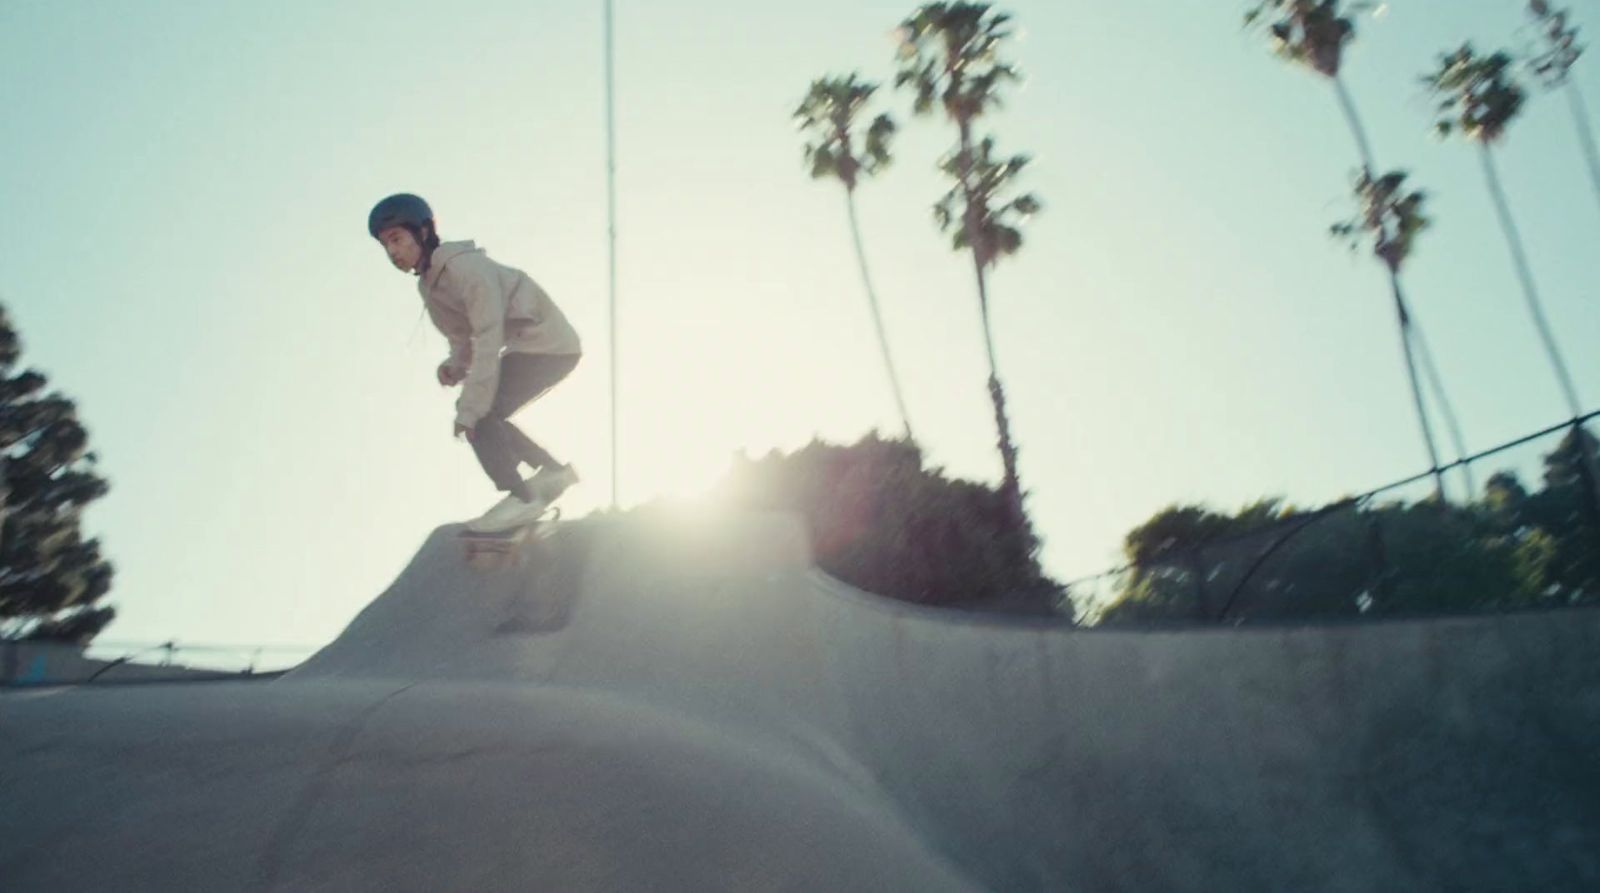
[459,506,561,567]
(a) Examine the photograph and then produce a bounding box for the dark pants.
[471,352,579,499]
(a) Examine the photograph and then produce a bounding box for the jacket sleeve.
[424,303,471,371]
[450,260,506,429]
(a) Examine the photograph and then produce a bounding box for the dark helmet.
[367,193,433,239]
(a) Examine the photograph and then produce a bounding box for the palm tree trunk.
[1479,144,1584,417]
[844,189,915,442]
[1567,82,1600,227]
[970,253,1024,525]
[1409,322,1474,497]
[954,119,1001,371]
[955,116,1025,527]
[1333,74,1470,495]
[1479,144,1600,518]
[1332,74,1377,171]
[1389,272,1447,502]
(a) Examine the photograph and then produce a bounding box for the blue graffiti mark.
[21,654,48,684]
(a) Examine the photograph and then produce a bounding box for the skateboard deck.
[458,472,575,564]
[459,506,561,564]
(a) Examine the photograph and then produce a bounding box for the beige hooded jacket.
[417,241,582,428]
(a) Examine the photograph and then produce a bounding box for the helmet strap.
[407,222,440,275]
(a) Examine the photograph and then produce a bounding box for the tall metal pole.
[604,0,619,508]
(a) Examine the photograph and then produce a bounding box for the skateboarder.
[368,193,582,532]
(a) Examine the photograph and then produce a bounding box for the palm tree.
[794,75,916,441]
[1247,0,1472,493]
[1425,43,1600,512]
[1245,0,1380,168]
[1524,1,1600,226]
[894,2,1041,531]
[1425,45,1583,419]
[1330,170,1448,500]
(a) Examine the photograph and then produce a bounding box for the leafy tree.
[715,432,1061,612]
[1483,469,1530,516]
[23,604,116,646]
[0,303,115,642]
[1098,496,1551,625]
[1519,426,1600,600]
[794,74,917,440]
[894,2,1041,535]
[1105,499,1291,621]
[1096,424,1600,626]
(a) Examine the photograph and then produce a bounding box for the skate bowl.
[3,510,1599,891]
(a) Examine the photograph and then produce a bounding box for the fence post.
[1365,511,1392,612]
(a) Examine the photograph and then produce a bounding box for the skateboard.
[458,472,574,563]
[459,506,561,563]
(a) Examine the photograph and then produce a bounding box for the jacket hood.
[421,240,482,288]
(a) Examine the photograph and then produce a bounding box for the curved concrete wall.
[5,511,1598,891]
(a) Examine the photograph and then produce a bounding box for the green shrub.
[714,433,1062,612]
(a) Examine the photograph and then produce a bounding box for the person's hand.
[437,362,465,387]
[455,422,474,441]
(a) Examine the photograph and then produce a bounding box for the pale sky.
[3,0,1598,660]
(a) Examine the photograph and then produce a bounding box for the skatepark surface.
[3,510,1598,891]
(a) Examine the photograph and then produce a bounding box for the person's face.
[378,226,423,273]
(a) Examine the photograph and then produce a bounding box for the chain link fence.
[2,638,316,686]
[1070,411,1600,626]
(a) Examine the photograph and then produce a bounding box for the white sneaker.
[466,492,546,534]
[529,463,579,499]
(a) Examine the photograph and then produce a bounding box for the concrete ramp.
[4,510,1600,891]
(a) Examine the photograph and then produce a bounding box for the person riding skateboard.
[368,193,582,532]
